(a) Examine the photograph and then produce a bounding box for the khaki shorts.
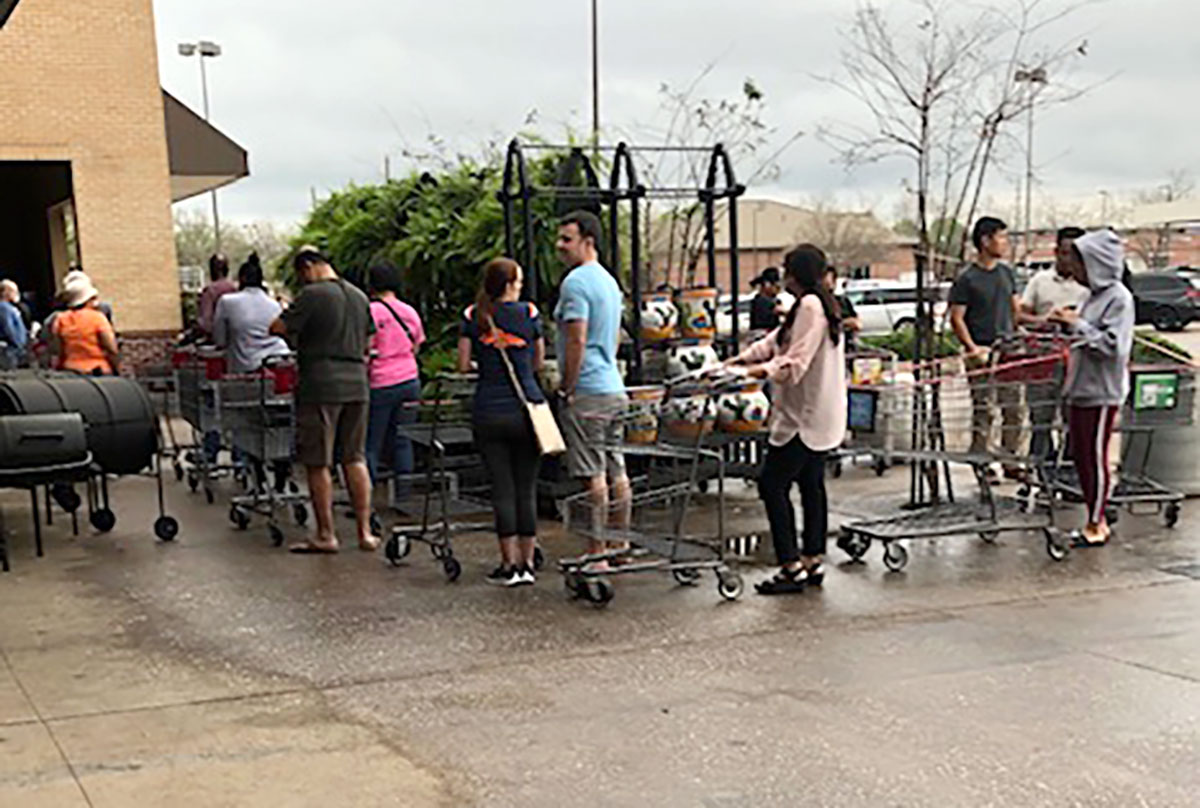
[561,394,628,480]
[296,402,368,468]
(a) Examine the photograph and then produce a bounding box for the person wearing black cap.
[750,267,784,332]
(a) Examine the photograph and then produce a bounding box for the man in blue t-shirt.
[554,211,631,564]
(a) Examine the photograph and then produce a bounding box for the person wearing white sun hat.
[50,274,119,375]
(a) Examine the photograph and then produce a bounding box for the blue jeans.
[366,378,421,500]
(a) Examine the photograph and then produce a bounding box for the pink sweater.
[737,295,846,451]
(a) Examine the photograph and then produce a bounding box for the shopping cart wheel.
[431,542,448,561]
[585,578,614,607]
[229,506,249,531]
[90,508,116,533]
[154,516,179,542]
[369,512,382,537]
[1044,529,1069,562]
[697,479,710,494]
[1106,507,1121,526]
[564,572,583,597]
[293,504,308,527]
[442,556,462,582]
[874,459,887,477]
[882,542,908,572]
[188,474,199,493]
[174,463,184,482]
[673,569,701,587]
[979,530,999,544]
[533,546,545,571]
[830,459,843,479]
[837,530,870,562]
[1164,503,1180,528]
[269,524,284,547]
[717,572,745,601]
[385,532,410,567]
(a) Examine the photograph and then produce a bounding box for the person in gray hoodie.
[1048,229,1134,546]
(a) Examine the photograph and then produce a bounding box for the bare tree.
[629,71,804,289]
[819,0,1097,289]
[799,198,896,271]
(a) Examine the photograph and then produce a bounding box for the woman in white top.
[727,244,846,595]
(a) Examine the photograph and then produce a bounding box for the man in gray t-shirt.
[950,217,1023,476]
[271,247,378,554]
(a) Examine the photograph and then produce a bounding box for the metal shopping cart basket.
[557,372,745,607]
[383,374,496,582]
[837,339,1072,570]
[175,345,240,503]
[221,356,309,546]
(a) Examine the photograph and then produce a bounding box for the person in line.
[822,266,862,351]
[51,275,119,375]
[554,211,631,568]
[949,216,1023,482]
[727,245,846,595]
[213,254,289,373]
[1019,226,1090,461]
[271,247,379,554]
[365,261,425,507]
[61,269,114,323]
[0,280,29,370]
[1048,229,1134,547]
[197,254,237,337]
[458,258,545,586]
[749,267,784,332]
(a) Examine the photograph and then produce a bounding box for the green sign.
[1132,372,1179,411]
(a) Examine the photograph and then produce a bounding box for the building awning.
[0,0,20,28]
[163,89,249,202]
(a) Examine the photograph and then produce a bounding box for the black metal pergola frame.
[498,139,746,382]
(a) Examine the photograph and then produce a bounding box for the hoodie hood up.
[1075,229,1124,292]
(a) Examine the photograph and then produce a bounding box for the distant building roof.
[650,198,902,253]
[1128,199,1200,229]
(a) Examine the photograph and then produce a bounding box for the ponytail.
[475,258,521,334]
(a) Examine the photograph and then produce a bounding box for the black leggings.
[758,436,828,564]
[474,413,541,538]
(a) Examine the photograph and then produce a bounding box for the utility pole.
[591,0,600,146]
[1015,67,1048,264]
[179,40,224,253]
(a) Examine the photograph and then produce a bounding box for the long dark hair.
[475,257,521,332]
[777,244,841,349]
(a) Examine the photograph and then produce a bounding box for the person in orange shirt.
[51,277,120,375]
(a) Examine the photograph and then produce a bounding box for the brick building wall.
[0,0,181,337]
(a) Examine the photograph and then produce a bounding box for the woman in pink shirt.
[366,262,425,505]
[727,244,846,595]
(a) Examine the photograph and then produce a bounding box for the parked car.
[716,291,794,337]
[1128,272,1200,332]
[843,282,950,335]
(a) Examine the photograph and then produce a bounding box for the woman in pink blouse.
[366,262,425,506]
[726,244,846,595]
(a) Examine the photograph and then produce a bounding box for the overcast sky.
[155,0,1200,228]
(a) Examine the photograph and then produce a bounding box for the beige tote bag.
[498,345,566,456]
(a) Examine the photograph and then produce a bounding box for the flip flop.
[289,542,339,555]
[1067,531,1107,549]
[358,536,382,552]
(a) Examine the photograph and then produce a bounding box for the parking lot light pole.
[1015,67,1048,262]
[179,40,223,253]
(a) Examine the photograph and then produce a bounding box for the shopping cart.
[176,346,238,503]
[222,355,308,547]
[832,346,901,477]
[1039,335,1195,529]
[837,338,1071,570]
[135,357,187,484]
[383,374,494,582]
[557,373,745,607]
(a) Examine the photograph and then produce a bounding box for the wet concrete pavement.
[1,460,1199,806]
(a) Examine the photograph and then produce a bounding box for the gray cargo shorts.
[561,393,628,480]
